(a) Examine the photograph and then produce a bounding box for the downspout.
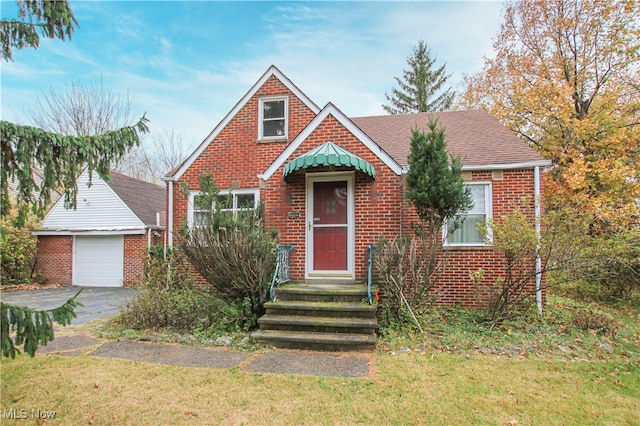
[166,179,175,287]
[534,166,542,315]
[399,175,404,235]
[167,180,174,251]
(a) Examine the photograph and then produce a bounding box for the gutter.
[461,160,552,171]
[33,227,146,236]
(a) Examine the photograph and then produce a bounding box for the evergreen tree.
[0,0,77,61]
[1,1,149,223]
[383,40,455,114]
[1,291,83,358]
[405,120,472,229]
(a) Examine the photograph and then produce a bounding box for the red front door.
[312,180,348,271]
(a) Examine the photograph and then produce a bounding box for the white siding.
[73,235,124,287]
[41,170,143,231]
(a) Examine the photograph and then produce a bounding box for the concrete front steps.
[251,283,378,352]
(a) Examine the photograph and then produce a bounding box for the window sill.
[257,137,289,144]
[442,244,493,251]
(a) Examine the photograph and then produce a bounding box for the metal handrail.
[269,244,292,301]
[367,243,375,304]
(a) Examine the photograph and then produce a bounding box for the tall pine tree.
[383,40,455,114]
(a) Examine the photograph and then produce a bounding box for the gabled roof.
[106,172,165,227]
[261,103,404,180]
[37,170,165,234]
[165,65,322,181]
[351,109,549,170]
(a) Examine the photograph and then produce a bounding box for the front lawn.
[1,348,638,425]
[1,284,638,425]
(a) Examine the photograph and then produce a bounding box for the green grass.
[1,349,638,425]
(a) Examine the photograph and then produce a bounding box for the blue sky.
[1,1,504,150]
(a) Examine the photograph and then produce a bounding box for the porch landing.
[251,282,378,352]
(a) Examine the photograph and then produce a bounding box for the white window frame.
[443,181,493,247]
[259,96,288,140]
[187,189,260,228]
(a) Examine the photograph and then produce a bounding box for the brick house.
[163,66,549,348]
[34,170,165,287]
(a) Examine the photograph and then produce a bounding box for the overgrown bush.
[579,224,640,299]
[479,209,539,322]
[177,174,277,319]
[117,246,252,334]
[374,235,443,332]
[477,202,595,323]
[543,196,639,301]
[0,214,40,285]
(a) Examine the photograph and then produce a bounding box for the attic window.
[259,97,287,140]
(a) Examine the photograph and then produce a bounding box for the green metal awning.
[283,141,376,178]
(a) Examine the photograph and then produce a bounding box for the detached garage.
[35,170,165,287]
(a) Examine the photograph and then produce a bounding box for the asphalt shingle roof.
[351,109,546,168]
[106,172,165,227]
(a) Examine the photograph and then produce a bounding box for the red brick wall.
[123,234,147,287]
[428,169,540,307]
[171,75,544,307]
[35,235,72,285]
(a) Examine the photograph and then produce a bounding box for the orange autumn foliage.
[461,0,640,225]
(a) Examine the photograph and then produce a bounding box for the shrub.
[117,246,252,334]
[0,215,39,285]
[580,224,640,299]
[479,209,539,322]
[478,202,595,323]
[572,308,618,337]
[177,174,277,318]
[374,235,442,332]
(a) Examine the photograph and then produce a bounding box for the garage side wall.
[35,236,73,285]
[123,235,147,287]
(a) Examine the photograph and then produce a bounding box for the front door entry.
[307,174,354,278]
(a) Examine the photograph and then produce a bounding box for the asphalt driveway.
[0,286,137,324]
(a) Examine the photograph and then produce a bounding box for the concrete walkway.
[37,334,373,377]
[1,287,374,377]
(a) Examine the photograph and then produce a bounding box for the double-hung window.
[259,97,287,140]
[189,189,259,228]
[445,182,492,245]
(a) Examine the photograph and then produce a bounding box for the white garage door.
[73,235,124,287]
